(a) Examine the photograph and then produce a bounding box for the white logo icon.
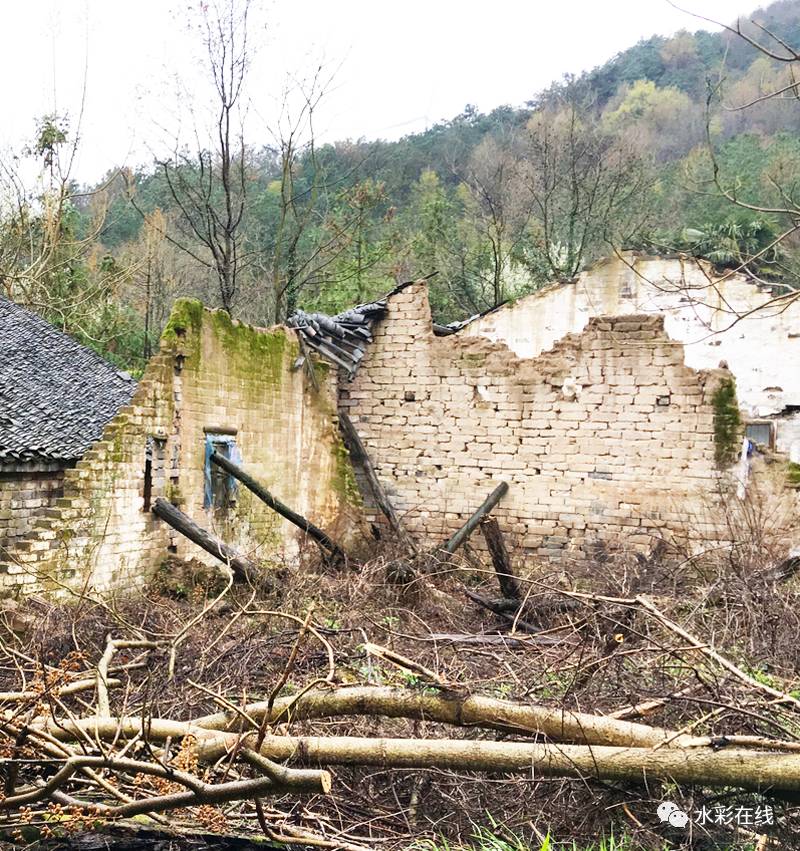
[657,801,689,828]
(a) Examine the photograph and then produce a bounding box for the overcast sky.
[0,0,753,183]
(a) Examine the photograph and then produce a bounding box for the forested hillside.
[2,0,800,373]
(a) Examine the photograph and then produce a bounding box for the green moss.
[712,377,741,467]
[313,358,331,381]
[331,427,362,507]
[161,298,204,345]
[207,310,290,385]
[788,462,800,486]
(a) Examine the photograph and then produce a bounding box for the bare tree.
[520,97,654,282]
[153,0,252,315]
[459,128,533,309]
[668,3,800,293]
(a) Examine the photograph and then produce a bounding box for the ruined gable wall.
[0,304,358,596]
[462,255,800,438]
[0,350,177,594]
[171,306,358,568]
[340,282,732,559]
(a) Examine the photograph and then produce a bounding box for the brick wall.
[0,303,358,595]
[340,282,733,559]
[0,469,66,551]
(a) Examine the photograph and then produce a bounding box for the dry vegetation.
[0,488,799,851]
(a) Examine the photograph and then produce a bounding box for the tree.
[518,98,654,282]
[457,129,533,309]
[152,0,252,315]
[697,6,800,288]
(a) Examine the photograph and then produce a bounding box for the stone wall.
[462,255,800,452]
[0,303,358,595]
[340,281,735,559]
[0,469,66,551]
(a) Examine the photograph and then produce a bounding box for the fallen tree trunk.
[339,412,417,554]
[151,685,690,748]
[33,717,800,793]
[151,498,260,584]
[35,693,682,753]
[442,482,509,555]
[480,516,520,599]
[210,451,348,563]
[253,735,800,793]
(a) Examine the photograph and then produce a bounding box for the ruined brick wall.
[462,254,800,456]
[0,303,358,595]
[340,282,733,559]
[0,470,66,551]
[167,304,357,569]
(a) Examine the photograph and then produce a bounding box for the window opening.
[204,433,240,511]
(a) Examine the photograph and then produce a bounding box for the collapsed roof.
[287,300,388,378]
[0,297,137,464]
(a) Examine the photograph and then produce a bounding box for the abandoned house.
[1,253,798,596]
[0,297,358,594]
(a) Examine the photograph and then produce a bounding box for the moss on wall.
[788,462,800,487]
[712,377,742,467]
[161,299,204,345]
[207,310,292,385]
[330,430,361,507]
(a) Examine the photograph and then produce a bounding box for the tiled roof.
[287,300,388,377]
[0,297,137,463]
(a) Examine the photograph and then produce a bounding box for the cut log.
[479,515,520,599]
[151,498,260,584]
[441,482,509,555]
[338,412,417,554]
[39,715,800,793]
[209,452,348,564]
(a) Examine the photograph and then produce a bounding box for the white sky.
[0,0,751,183]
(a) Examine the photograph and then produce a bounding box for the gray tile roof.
[0,297,137,463]
[287,300,388,377]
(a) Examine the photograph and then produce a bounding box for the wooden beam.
[209,452,348,564]
[338,412,417,554]
[441,482,509,555]
[479,515,520,599]
[151,498,260,584]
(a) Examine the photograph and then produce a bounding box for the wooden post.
[209,452,348,563]
[479,515,520,599]
[338,412,417,554]
[441,482,509,555]
[151,498,260,584]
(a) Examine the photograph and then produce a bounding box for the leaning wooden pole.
[338,411,417,554]
[151,497,260,584]
[441,482,509,555]
[480,515,520,599]
[209,451,348,563]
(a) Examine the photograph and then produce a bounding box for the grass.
[412,822,637,851]
[411,822,756,851]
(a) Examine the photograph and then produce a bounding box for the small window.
[143,436,166,512]
[204,433,239,511]
[745,420,774,450]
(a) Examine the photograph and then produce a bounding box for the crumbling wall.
[0,304,357,595]
[340,282,735,559]
[463,255,800,438]
[164,302,357,569]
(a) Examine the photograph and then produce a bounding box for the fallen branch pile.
[2,512,800,848]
